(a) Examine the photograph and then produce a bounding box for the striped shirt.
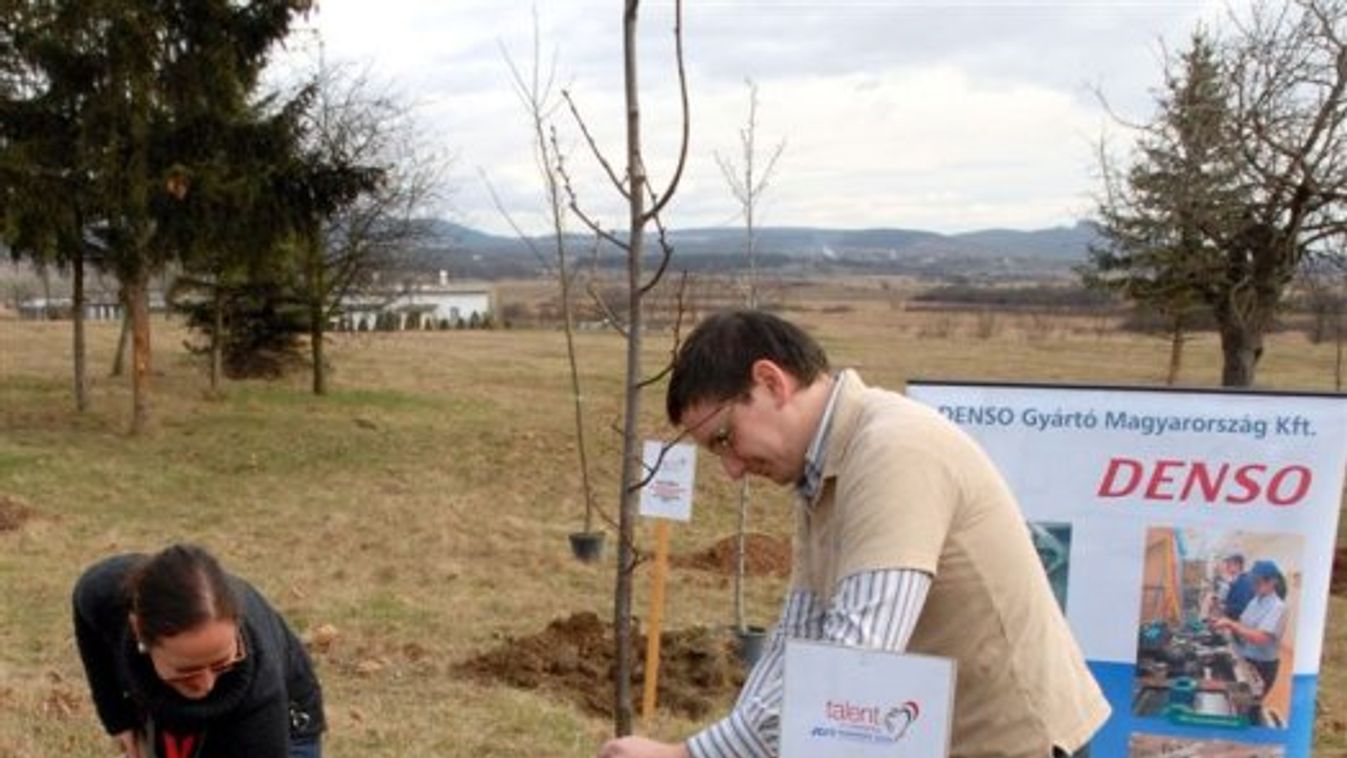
[795,372,845,506]
[687,373,933,758]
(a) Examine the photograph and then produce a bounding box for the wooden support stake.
[642,519,672,727]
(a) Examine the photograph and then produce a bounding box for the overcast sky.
[274,0,1232,236]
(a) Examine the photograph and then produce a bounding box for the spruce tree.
[1,0,308,432]
[1085,32,1244,384]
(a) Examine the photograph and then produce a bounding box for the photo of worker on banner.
[1132,526,1303,730]
[1029,521,1073,613]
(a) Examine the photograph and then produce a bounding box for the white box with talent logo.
[781,639,954,757]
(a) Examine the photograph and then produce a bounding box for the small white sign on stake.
[781,640,955,758]
[638,441,696,522]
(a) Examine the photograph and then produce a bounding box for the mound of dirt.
[1333,546,1347,597]
[672,532,792,579]
[0,495,36,533]
[454,611,745,720]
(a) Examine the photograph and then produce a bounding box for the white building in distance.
[336,271,495,331]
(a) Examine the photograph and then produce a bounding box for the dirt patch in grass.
[453,611,745,720]
[0,495,36,532]
[1333,546,1347,597]
[672,532,792,579]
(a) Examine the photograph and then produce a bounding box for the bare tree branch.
[585,233,628,336]
[637,270,689,388]
[561,89,630,199]
[554,141,629,251]
[644,0,690,221]
[714,79,787,308]
[479,167,553,274]
[639,178,674,294]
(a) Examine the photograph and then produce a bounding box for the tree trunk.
[308,238,328,396]
[539,89,598,535]
[128,272,152,435]
[40,265,52,318]
[734,479,749,633]
[210,281,223,392]
[1215,222,1288,388]
[1218,322,1262,387]
[1335,306,1343,392]
[310,298,326,396]
[560,239,595,533]
[111,289,131,377]
[1311,304,1329,344]
[1165,314,1184,386]
[72,249,89,412]
[1212,271,1271,388]
[746,206,756,311]
[613,0,645,737]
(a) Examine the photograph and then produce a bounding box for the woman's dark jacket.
[73,554,325,757]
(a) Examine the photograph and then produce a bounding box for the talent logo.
[808,698,921,745]
[883,701,921,740]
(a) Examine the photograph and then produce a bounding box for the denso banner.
[905,381,1347,757]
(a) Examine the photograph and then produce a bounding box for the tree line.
[0,0,444,433]
[1084,0,1347,387]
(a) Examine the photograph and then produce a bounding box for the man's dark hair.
[666,310,830,424]
[129,543,241,645]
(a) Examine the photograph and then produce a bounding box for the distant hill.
[951,225,1102,261]
[400,220,1102,280]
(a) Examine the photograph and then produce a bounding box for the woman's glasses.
[159,630,247,684]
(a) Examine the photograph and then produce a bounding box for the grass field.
[1,286,1344,756]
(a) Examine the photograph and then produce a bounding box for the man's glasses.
[695,399,743,458]
[708,407,736,454]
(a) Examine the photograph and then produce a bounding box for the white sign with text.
[781,639,954,757]
[638,441,696,522]
[905,381,1347,755]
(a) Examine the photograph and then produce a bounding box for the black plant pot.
[734,625,769,667]
[568,531,606,563]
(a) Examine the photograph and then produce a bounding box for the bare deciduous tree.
[1088,1,1347,387]
[715,79,785,311]
[714,78,785,637]
[1215,0,1347,385]
[292,62,449,395]
[495,14,602,543]
[1297,244,1347,388]
[558,0,690,736]
[2,0,309,433]
[1085,33,1237,387]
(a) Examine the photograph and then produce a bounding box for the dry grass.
[0,289,1344,755]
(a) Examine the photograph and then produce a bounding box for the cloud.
[271,0,1235,235]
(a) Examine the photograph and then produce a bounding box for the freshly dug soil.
[672,532,792,579]
[454,611,745,720]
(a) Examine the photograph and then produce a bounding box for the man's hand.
[112,730,144,758]
[598,736,691,758]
